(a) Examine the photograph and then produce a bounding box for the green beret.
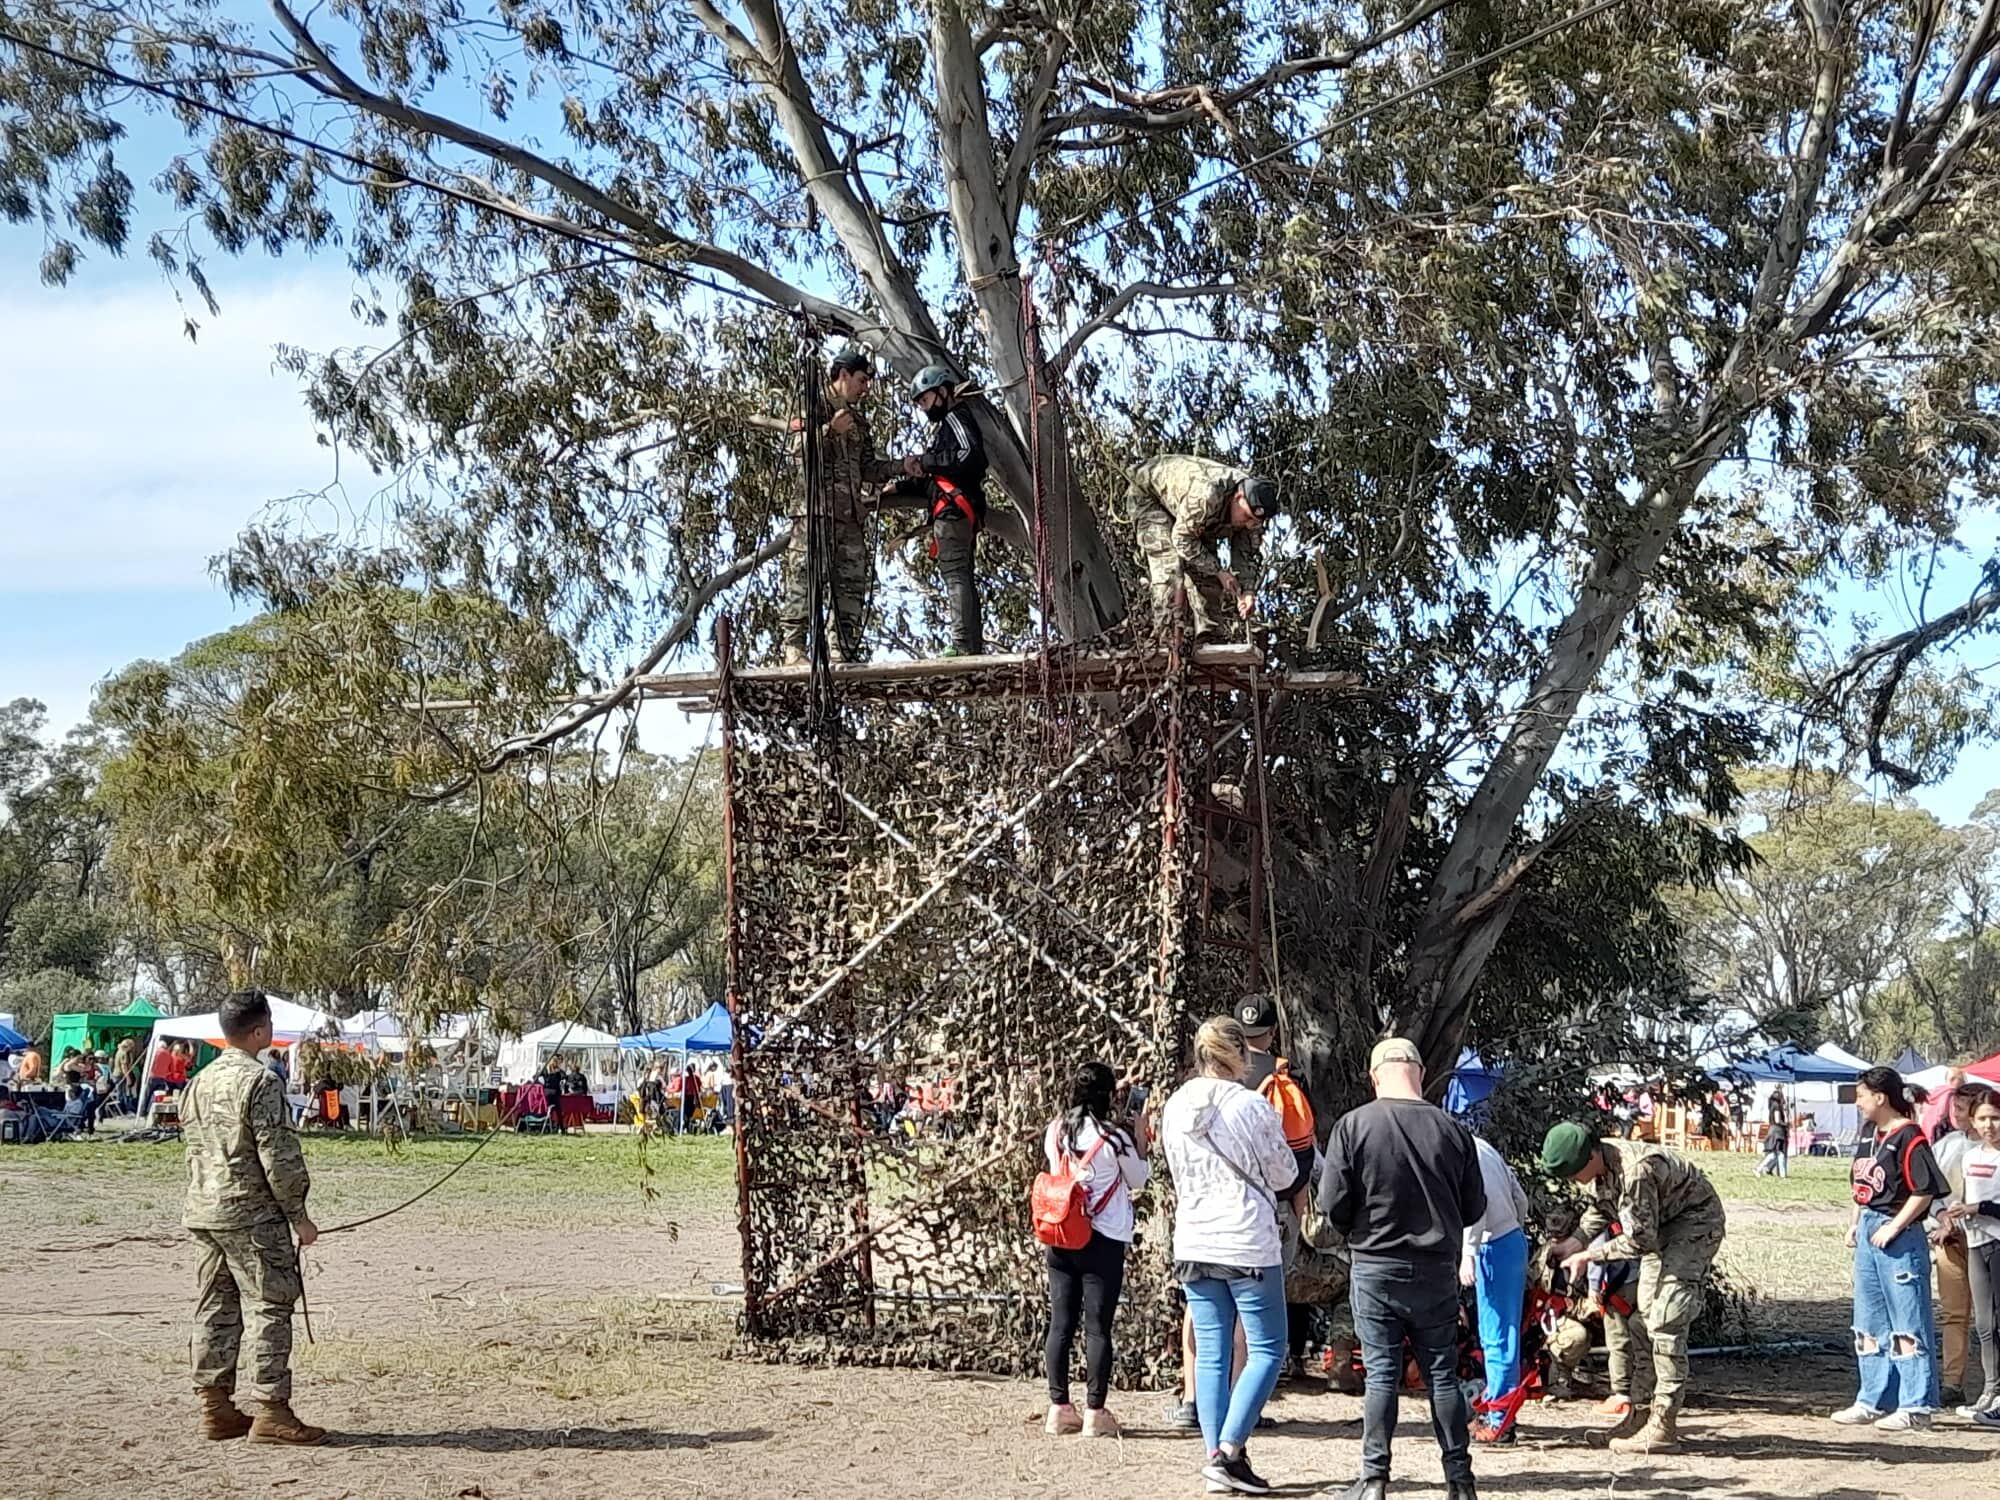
[1540,1121,1597,1178]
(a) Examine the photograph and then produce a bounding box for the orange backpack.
[1259,1059,1316,1152]
[1031,1137,1120,1249]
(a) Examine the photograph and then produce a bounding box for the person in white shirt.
[1162,1016,1297,1496]
[1461,1135,1533,1440]
[1945,1084,2000,1425]
[0,1050,15,1087]
[1932,1087,1978,1403]
[1041,1061,1151,1438]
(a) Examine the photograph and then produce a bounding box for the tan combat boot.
[197,1387,253,1441]
[1585,1406,1647,1448]
[249,1401,328,1446]
[1608,1408,1681,1454]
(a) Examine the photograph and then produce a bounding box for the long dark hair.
[1062,1061,1127,1156]
[1857,1066,1915,1120]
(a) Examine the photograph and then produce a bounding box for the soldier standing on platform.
[779,347,901,666]
[182,991,327,1445]
[1129,455,1279,640]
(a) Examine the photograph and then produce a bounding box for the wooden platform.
[646,642,1361,708]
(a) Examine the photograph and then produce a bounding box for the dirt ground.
[4,1135,1998,1499]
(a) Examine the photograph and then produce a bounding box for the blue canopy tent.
[618,1001,734,1054]
[1444,1049,1502,1118]
[0,1020,30,1051]
[1890,1046,1931,1076]
[1722,1043,1860,1084]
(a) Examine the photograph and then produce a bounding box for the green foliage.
[0,966,114,1044]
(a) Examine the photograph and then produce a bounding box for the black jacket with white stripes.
[891,401,988,522]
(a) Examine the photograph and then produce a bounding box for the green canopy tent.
[47,996,163,1066]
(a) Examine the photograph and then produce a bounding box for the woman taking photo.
[1832,1066,1949,1430]
[1041,1061,1150,1437]
[1162,1017,1297,1494]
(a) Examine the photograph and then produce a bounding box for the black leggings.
[1046,1231,1128,1408]
[1971,1239,2000,1399]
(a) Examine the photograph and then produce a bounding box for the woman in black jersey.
[1832,1067,1949,1431]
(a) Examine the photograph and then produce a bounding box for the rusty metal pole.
[718,615,760,1336]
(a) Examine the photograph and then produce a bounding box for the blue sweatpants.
[1474,1228,1529,1420]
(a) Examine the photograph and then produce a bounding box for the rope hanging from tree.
[796,318,839,740]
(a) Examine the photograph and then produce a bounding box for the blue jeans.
[1474,1229,1528,1413]
[1351,1256,1471,1482]
[1854,1210,1941,1413]
[1185,1269,1287,1452]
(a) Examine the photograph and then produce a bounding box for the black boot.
[1447,1480,1478,1500]
[1329,1480,1388,1500]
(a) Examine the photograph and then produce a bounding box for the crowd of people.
[1033,1014,2000,1497]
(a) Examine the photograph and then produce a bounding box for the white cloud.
[0,271,373,593]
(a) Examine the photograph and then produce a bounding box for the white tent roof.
[150,996,336,1045]
[340,1010,479,1053]
[496,1021,622,1082]
[1909,1061,2000,1092]
[1816,1041,1876,1072]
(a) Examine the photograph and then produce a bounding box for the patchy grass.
[0,1129,740,1231]
[1694,1149,1853,1206]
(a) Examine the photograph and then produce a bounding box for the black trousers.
[1971,1239,2000,1399]
[1045,1232,1128,1408]
[1350,1256,1471,1483]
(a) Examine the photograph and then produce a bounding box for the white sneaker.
[1830,1403,1883,1425]
[1874,1409,1933,1431]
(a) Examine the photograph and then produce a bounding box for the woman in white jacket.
[1162,1016,1299,1495]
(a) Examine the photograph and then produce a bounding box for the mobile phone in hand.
[1125,1084,1149,1117]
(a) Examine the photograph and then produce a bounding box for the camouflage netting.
[721,648,1271,1385]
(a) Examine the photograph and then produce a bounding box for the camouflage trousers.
[1134,509,1229,638]
[780,517,874,658]
[1634,1214,1724,1418]
[189,1222,302,1402]
[1548,1303,1655,1401]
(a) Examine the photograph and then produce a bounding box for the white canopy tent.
[340,1010,481,1055]
[138,996,341,1122]
[496,1021,622,1083]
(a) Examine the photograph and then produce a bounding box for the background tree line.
[4,0,2000,1104]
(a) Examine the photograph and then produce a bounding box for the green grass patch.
[1692,1150,1852,1205]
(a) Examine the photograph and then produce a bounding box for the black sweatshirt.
[1317,1095,1487,1266]
[889,402,988,520]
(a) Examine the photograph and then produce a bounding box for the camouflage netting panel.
[724,659,1252,1382]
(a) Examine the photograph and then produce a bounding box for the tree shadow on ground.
[327,1425,771,1452]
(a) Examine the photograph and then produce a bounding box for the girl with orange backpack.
[1037,1061,1151,1437]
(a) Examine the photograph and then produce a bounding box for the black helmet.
[829,346,874,378]
[1242,475,1280,519]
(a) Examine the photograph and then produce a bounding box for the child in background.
[1946,1086,2000,1427]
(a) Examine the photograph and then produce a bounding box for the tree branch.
[1052,279,1245,371]
[1821,563,2000,791]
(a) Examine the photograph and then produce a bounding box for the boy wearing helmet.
[887,365,986,657]
[1128,455,1278,640]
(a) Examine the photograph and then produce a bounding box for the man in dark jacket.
[1318,1037,1486,1500]
[887,365,986,656]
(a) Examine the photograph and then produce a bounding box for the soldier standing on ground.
[778,347,901,666]
[1541,1122,1727,1455]
[885,365,987,657]
[183,990,327,1445]
[1128,455,1279,641]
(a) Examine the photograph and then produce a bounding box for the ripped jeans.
[1853,1210,1941,1413]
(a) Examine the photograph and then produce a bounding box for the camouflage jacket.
[1129,453,1262,582]
[792,385,901,524]
[182,1047,311,1230]
[1578,1138,1723,1260]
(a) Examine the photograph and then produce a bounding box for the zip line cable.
[1035,0,1631,252]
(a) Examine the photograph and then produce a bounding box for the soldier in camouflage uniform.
[1542,1123,1726,1453]
[779,348,901,665]
[1128,455,1279,640]
[182,992,326,1445]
